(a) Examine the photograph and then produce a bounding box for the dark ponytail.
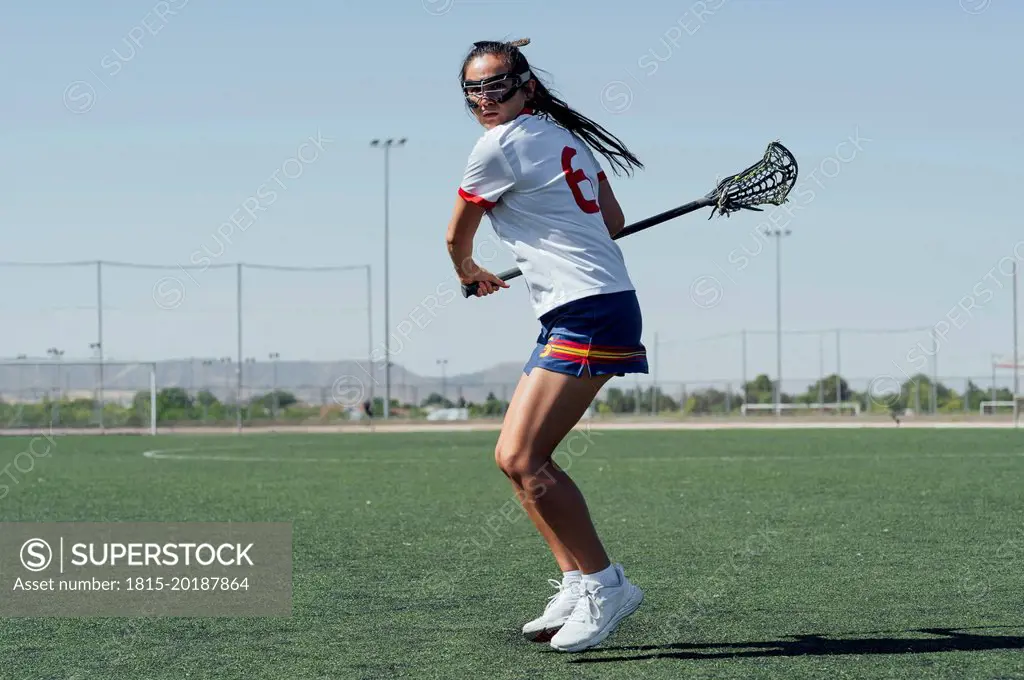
[460,38,644,177]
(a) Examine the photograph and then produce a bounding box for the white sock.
[561,569,582,585]
[582,563,620,588]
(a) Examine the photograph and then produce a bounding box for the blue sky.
[2,0,1022,392]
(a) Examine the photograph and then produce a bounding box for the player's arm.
[446,198,506,294]
[581,142,625,238]
[597,175,625,238]
[449,135,515,296]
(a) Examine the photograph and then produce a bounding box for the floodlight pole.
[1014,261,1020,428]
[818,332,825,411]
[652,331,659,416]
[220,357,232,414]
[269,352,280,418]
[47,347,64,426]
[835,329,842,410]
[769,228,791,416]
[990,353,998,407]
[437,358,448,405]
[95,260,105,429]
[371,137,407,419]
[236,263,243,432]
[15,354,26,407]
[150,363,157,435]
[243,357,256,424]
[89,341,102,423]
[741,329,748,413]
[365,264,373,405]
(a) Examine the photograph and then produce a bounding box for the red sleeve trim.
[458,187,496,209]
[597,171,607,182]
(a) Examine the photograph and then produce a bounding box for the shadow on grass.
[570,627,1024,663]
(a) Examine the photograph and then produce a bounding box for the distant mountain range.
[0,358,529,406]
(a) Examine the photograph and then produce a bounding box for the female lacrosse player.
[445,38,647,652]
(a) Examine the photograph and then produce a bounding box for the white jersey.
[458,109,635,318]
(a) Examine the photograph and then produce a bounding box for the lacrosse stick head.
[705,141,798,219]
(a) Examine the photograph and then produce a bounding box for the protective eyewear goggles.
[461,70,532,108]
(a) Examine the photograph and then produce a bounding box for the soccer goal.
[979,400,1020,415]
[0,360,158,434]
[983,357,1023,420]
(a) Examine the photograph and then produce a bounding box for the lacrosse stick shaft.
[461,196,714,297]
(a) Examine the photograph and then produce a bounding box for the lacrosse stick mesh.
[706,141,798,218]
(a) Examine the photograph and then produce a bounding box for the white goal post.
[741,402,862,416]
[0,360,158,435]
[988,358,1022,423]
[980,398,1023,415]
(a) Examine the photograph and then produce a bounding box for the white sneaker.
[549,564,643,652]
[521,577,583,642]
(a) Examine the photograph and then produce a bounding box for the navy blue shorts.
[523,290,649,378]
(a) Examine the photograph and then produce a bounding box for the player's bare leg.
[498,374,578,574]
[496,367,612,572]
[499,373,586,642]
[497,367,642,648]
[497,369,603,641]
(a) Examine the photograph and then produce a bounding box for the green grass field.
[1,427,1023,679]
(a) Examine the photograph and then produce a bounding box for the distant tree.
[684,389,724,414]
[420,393,454,409]
[481,391,507,416]
[898,374,956,412]
[596,387,633,413]
[995,387,1015,401]
[157,387,193,411]
[743,374,775,404]
[251,390,297,409]
[964,380,987,411]
[798,374,853,404]
[131,387,194,422]
[196,390,219,407]
[681,387,740,414]
[132,390,150,412]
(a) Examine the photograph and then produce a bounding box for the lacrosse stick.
[461,140,798,298]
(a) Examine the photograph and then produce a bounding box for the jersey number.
[561,146,600,214]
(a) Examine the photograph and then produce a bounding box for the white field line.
[142,450,467,464]
[140,446,1024,465]
[5,417,1024,438]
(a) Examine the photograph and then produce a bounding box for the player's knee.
[493,441,508,475]
[494,441,522,479]
[495,441,547,483]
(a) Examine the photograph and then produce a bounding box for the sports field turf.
[1,427,1023,679]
